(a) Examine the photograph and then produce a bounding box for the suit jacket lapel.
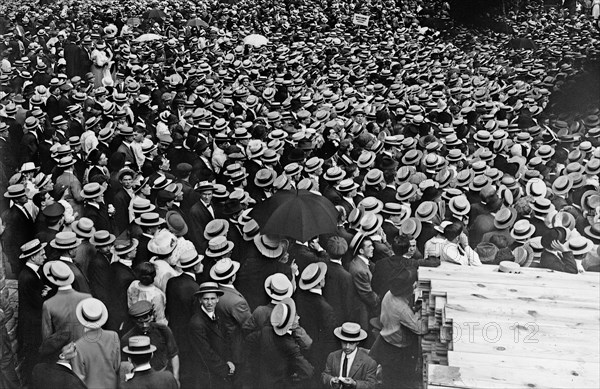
[349,350,364,379]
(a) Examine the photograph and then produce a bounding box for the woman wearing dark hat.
[370,268,427,389]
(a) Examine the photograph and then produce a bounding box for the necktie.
[342,355,348,378]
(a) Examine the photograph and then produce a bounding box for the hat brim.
[511,227,535,241]
[254,235,284,259]
[264,276,293,301]
[209,258,240,279]
[333,327,367,342]
[135,217,166,227]
[115,239,139,256]
[43,261,75,286]
[19,242,47,259]
[90,234,116,246]
[298,262,327,290]
[76,299,109,329]
[49,238,82,250]
[80,185,107,199]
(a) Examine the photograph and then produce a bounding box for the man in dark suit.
[322,322,378,389]
[175,163,201,214]
[112,168,135,235]
[87,230,115,309]
[17,239,47,386]
[288,237,329,275]
[121,336,178,389]
[81,182,114,233]
[295,263,337,380]
[186,182,215,249]
[539,228,578,274]
[348,234,378,332]
[2,184,37,277]
[186,282,234,389]
[45,86,61,120]
[211,258,251,388]
[110,238,138,332]
[166,252,203,353]
[323,237,356,326]
[31,331,87,389]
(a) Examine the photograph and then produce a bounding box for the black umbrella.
[144,8,167,20]
[249,189,338,242]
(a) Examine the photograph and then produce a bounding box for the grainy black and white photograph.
[0,0,599,388]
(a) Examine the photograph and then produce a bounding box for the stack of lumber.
[417,263,600,389]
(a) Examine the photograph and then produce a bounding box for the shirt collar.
[357,255,370,266]
[59,256,73,263]
[309,288,322,295]
[25,262,40,277]
[133,363,152,372]
[56,361,72,370]
[330,259,342,265]
[183,271,196,280]
[201,306,216,320]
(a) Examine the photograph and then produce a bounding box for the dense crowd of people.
[1,0,600,388]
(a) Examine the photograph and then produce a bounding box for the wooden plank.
[447,351,600,382]
[428,279,600,305]
[443,300,600,329]
[428,364,599,388]
[418,265,600,290]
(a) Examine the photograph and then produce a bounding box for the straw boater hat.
[264,273,293,301]
[494,207,517,230]
[19,239,47,259]
[270,297,296,336]
[194,281,224,297]
[299,262,327,290]
[210,257,240,281]
[511,220,536,241]
[43,261,74,287]
[360,213,384,236]
[204,219,230,241]
[206,236,235,258]
[80,182,106,199]
[254,234,285,259]
[333,322,367,342]
[400,218,422,239]
[50,231,81,250]
[358,197,383,214]
[135,212,165,227]
[242,220,260,241]
[567,236,594,257]
[76,298,108,329]
[114,238,139,256]
[415,201,438,222]
[448,195,470,216]
[123,336,157,355]
[89,229,116,247]
[71,218,95,239]
[178,248,203,269]
[4,184,27,198]
[530,197,553,215]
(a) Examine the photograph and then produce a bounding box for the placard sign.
[353,13,370,26]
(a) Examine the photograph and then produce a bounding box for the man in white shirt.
[440,222,482,266]
[322,322,378,389]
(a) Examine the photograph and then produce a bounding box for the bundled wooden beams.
[417,263,600,388]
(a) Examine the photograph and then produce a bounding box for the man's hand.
[551,240,567,253]
[330,376,340,388]
[339,376,357,387]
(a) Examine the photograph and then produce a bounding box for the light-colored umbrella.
[243,34,268,47]
[133,33,164,43]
